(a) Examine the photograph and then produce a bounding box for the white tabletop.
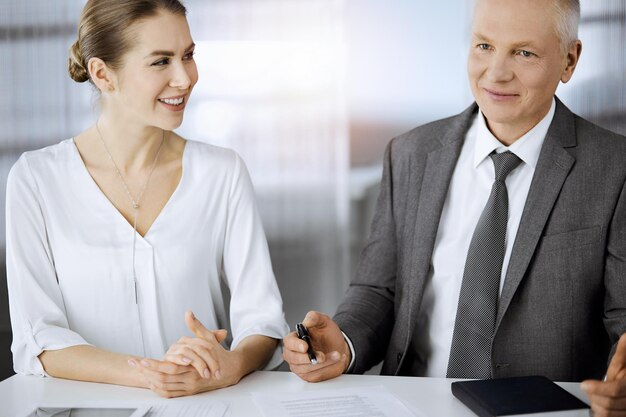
[0,370,590,417]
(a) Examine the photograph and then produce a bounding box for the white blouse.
[6,138,289,376]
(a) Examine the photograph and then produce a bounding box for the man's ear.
[561,40,582,84]
[88,57,117,93]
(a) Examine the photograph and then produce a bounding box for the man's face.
[467,0,578,142]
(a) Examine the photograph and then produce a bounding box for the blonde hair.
[68,0,187,83]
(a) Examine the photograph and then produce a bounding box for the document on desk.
[147,402,229,417]
[252,386,420,417]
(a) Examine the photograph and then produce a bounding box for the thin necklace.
[95,122,166,304]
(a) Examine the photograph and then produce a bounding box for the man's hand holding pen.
[283,311,351,382]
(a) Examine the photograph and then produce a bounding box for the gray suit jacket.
[335,98,626,382]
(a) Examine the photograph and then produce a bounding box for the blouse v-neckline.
[69,137,189,240]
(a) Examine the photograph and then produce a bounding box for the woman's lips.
[157,95,186,112]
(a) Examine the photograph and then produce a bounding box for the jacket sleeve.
[604,175,626,365]
[6,155,90,377]
[334,139,398,373]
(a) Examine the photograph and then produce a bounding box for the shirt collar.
[473,97,556,170]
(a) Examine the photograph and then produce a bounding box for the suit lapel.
[404,105,477,344]
[495,99,577,330]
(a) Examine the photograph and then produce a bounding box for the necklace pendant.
[96,122,165,216]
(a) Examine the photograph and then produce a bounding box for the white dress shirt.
[414,98,556,376]
[6,139,289,377]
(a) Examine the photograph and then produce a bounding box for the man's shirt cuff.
[341,331,356,373]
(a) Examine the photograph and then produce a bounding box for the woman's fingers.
[128,358,191,391]
[140,358,189,374]
[129,355,230,398]
[214,329,228,343]
[162,353,192,367]
[165,345,212,379]
[165,339,223,380]
[163,350,207,378]
[147,381,190,399]
[145,373,187,391]
[186,340,222,380]
[185,310,218,343]
[162,311,231,382]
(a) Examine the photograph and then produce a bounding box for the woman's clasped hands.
[128,311,240,398]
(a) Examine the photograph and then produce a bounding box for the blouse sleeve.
[5,155,91,376]
[221,152,289,369]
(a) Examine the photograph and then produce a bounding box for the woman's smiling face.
[109,10,198,131]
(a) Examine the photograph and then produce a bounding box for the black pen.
[296,323,318,365]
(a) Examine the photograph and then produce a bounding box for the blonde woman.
[6,0,288,398]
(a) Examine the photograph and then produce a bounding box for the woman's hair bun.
[68,40,89,83]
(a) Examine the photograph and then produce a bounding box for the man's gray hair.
[553,0,580,55]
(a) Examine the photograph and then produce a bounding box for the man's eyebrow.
[471,33,541,50]
[144,42,195,58]
[472,32,492,42]
[511,41,541,50]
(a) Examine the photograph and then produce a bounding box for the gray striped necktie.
[446,151,522,379]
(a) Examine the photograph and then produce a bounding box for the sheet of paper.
[252,386,418,417]
[147,402,229,417]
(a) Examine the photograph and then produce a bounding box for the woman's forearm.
[39,345,145,388]
[38,336,278,390]
[231,335,279,379]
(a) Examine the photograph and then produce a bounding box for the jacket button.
[397,352,403,363]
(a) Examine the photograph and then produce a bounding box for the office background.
[0,0,624,381]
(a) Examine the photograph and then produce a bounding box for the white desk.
[0,371,590,417]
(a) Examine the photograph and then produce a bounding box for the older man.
[283,0,626,415]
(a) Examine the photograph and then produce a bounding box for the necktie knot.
[490,151,522,182]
